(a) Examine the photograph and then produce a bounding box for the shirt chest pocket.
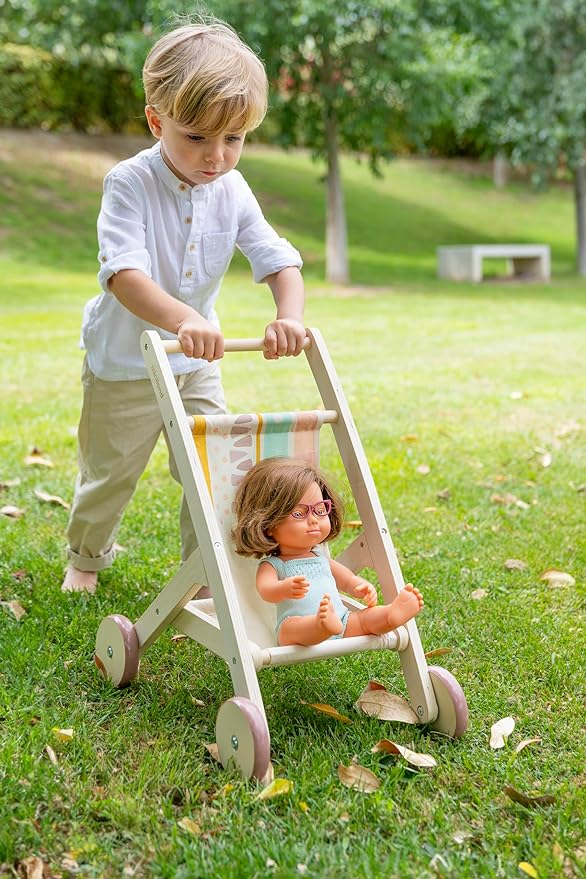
[202,231,237,279]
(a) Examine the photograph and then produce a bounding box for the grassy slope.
[0,131,585,879]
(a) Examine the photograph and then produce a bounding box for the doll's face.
[268,481,331,556]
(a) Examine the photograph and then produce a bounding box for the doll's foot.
[317,594,343,637]
[386,583,424,628]
[61,565,97,595]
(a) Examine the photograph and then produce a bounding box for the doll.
[232,457,424,647]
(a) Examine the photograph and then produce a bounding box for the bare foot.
[387,583,424,628]
[317,594,343,637]
[61,565,98,594]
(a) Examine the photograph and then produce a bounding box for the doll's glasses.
[289,499,332,520]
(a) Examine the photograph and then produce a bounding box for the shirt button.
[179,183,187,191]
[189,244,196,252]
[185,217,192,224]
[185,271,192,278]
[101,255,107,262]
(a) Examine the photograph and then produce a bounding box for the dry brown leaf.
[337,762,380,793]
[178,816,201,835]
[34,489,70,509]
[416,464,431,475]
[504,559,528,571]
[300,701,352,723]
[171,633,188,643]
[1,600,27,621]
[490,716,515,749]
[204,742,220,762]
[436,488,451,501]
[423,506,438,513]
[0,477,21,489]
[490,492,518,506]
[504,785,555,807]
[256,778,293,800]
[540,569,575,588]
[1,505,25,519]
[471,588,488,600]
[424,647,453,659]
[371,739,437,768]
[354,684,418,724]
[24,449,54,468]
[400,434,418,443]
[514,737,542,754]
[45,745,58,766]
[16,856,46,879]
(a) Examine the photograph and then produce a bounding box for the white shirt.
[82,143,303,380]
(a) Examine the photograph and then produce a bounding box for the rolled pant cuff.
[67,546,116,572]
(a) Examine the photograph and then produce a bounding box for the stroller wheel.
[94,614,140,687]
[428,666,468,738]
[216,697,271,780]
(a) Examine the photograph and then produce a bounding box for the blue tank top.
[261,552,348,631]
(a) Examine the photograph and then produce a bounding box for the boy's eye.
[186,134,204,142]
[226,135,242,143]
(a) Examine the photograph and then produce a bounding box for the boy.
[63,19,305,594]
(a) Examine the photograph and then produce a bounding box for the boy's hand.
[177,314,225,361]
[263,319,306,359]
[278,575,310,601]
[354,581,378,607]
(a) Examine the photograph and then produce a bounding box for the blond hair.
[232,458,344,559]
[143,19,268,134]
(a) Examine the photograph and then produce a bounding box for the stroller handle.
[163,336,311,355]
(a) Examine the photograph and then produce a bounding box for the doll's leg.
[278,595,344,646]
[343,584,424,638]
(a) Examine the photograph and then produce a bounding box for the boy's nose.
[206,139,224,165]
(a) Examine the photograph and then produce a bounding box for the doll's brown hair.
[232,457,344,559]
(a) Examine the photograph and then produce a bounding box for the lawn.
[0,130,585,879]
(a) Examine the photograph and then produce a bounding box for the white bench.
[437,244,550,282]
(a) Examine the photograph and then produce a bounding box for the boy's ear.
[145,105,163,138]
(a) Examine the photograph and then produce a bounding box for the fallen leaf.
[24,449,54,468]
[400,434,418,443]
[52,728,74,742]
[34,489,70,509]
[61,856,80,872]
[539,452,552,468]
[504,559,528,572]
[514,737,542,754]
[354,684,418,724]
[0,477,21,489]
[510,390,524,399]
[1,600,27,621]
[344,520,363,528]
[423,506,438,513]
[490,716,515,749]
[337,762,380,793]
[436,488,450,501]
[519,862,538,877]
[297,865,308,875]
[491,492,518,506]
[178,816,201,835]
[504,786,556,808]
[540,569,575,588]
[515,498,530,510]
[300,701,352,723]
[171,633,188,643]
[204,742,220,762]
[45,745,58,766]
[298,801,309,813]
[371,739,437,768]
[261,761,275,787]
[424,647,453,659]
[471,589,488,600]
[1,505,25,519]
[256,778,293,800]
[16,856,46,879]
[12,569,28,581]
[416,464,431,475]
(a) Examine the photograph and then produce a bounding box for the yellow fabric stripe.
[192,416,211,495]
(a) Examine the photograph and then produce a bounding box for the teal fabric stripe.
[261,412,296,458]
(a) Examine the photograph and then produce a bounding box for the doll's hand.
[354,581,378,607]
[280,575,310,600]
[177,314,225,362]
[263,319,306,359]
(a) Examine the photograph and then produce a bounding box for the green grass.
[1,130,585,879]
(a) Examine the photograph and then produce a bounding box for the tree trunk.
[575,161,586,276]
[325,110,350,284]
[492,153,508,188]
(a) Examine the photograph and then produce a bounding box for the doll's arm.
[256,562,310,604]
[329,559,378,607]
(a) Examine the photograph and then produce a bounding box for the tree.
[213,0,486,284]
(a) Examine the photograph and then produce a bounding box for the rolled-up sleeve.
[97,172,152,292]
[235,175,302,283]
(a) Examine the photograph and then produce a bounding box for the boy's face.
[145,107,246,186]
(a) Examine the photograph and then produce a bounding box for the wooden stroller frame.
[95,327,467,779]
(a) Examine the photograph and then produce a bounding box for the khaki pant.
[66,357,226,572]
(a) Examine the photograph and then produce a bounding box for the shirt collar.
[150,142,201,198]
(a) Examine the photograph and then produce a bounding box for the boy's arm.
[109,269,224,361]
[329,559,378,607]
[256,561,310,604]
[263,266,306,359]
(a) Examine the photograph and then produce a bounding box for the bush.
[0,43,145,132]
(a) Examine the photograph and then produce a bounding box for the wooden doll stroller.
[95,328,468,780]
